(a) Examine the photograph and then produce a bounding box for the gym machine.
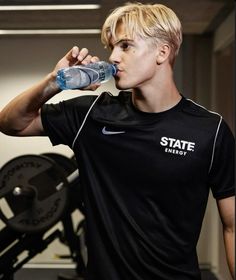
[0,153,86,280]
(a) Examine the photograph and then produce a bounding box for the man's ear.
[156,44,171,64]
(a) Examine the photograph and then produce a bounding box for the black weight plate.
[41,153,77,177]
[0,155,68,233]
[41,153,84,214]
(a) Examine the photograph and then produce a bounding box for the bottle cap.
[111,64,118,76]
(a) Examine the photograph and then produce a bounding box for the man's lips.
[115,69,122,77]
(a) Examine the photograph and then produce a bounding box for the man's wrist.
[43,72,61,97]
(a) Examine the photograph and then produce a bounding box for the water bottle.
[56,61,117,90]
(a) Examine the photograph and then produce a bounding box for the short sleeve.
[41,95,98,147]
[208,119,235,199]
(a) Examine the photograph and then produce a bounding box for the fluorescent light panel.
[0,4,100,11]
[0,29,101,35]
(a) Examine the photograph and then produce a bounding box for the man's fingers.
[91,56,100,63]
[81,55,93,65]
[65,46,89,65]
[82,55,100,65]
[76,48,89,62]
[65,46,78,60]
[64,46,99,66]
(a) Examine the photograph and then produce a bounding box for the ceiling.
[0,0,234,36]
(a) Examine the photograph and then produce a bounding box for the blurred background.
[0,1,235,279]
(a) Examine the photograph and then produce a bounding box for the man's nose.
[109,49,121,64]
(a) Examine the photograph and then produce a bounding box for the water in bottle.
[56,61,117,90]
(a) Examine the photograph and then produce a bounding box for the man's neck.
[131,78,181,113]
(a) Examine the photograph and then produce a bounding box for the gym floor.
[14,268,218,280]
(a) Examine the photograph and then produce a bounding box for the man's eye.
[121,42,130,50]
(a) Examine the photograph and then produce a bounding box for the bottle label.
[98,64,105,82]
[79,67,100,85]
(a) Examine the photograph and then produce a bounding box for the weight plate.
[0,155,68,233]
[41,153,84,214]
[41,153,77,177]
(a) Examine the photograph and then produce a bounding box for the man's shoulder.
[182,98,221,121]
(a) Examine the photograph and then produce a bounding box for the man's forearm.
[0,73,60,136]
[224,227,235,279]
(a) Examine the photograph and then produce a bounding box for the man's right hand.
[0,46,100,136]
[51,46,101,91]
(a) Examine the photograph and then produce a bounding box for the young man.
[0,3,234,280]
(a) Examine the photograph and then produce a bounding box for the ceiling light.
[0,29,101,35]
[0,5,100,11]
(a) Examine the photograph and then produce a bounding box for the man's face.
[108,23,158,90]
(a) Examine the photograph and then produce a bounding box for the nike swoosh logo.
[102,126,125,135]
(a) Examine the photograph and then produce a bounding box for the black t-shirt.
[41,91,235,280]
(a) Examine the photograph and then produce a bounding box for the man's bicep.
[217,196,235,230]
[17,110,45,136]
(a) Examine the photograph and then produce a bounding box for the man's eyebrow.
[110,38,134,46]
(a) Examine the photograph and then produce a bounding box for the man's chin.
[115,82,130,90]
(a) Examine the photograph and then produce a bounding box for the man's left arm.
[217,196,235,279]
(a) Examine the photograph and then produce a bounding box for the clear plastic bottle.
[56,61,117,90]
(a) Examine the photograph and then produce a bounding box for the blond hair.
[101,2,182,65]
